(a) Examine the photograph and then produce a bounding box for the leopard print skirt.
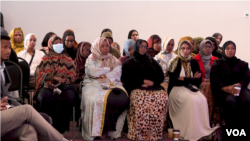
[127,89,168,141]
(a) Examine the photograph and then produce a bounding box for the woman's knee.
[224,94,237,106]
[37,88,53,103]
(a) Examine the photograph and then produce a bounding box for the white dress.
[168,66,218,141]
[81,58,127,140]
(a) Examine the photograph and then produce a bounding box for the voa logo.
[226,129,246,136]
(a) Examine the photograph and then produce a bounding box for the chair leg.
[210,105,215,127]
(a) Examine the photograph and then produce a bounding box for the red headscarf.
[146,35,161,57]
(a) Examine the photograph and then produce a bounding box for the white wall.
[1,1,250,63]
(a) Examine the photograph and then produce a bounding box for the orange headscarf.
[174,36,196,57]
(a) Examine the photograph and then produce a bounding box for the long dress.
[81,58,129,140]
[168,65,218,141]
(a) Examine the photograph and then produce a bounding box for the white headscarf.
[154,37,176,71]
[24,33,37,50]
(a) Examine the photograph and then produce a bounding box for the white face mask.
[53,44,64,53]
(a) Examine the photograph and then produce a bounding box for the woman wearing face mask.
[193,40,218,118]
[121,39,168,141]
[9,27,25,54]
[74,42,92,85]
[210,41,250,127]
[146,35,162,57]
[81,37,129,140]
[35,35,77,134]
[62,30,77,60]
[17,33,45,88]
[168,40,218,141]
[119,39,135,65]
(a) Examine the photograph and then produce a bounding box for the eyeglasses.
[203,45,212,49]
[65,40,75,43]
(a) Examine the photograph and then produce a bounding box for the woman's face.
[139,41,147,55]
[26,35,36,50]
[128,46,133,57]
[166,39,174,53]
[65,35,74,48]
[14,31,23,43]
[180,43,191,58]
[100,40,110,55]
[153,41,161,52]
[131,31,139,42]
[225,43,236,58]
[216,35,222,45]
[202,43,213,56]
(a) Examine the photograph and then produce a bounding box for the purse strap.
[29,50,35,66]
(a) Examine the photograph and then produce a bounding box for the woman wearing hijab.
[146,34,162,57]
[205,37,222,58]
[174,36,196,57]
[111,42,121,54]
[74,42,92,84]
[121,39,168,141]
[212,32,223,49]
[192,37,204,55]
[119,39,135,65]
[123,29,139,56]
[62,30,77,60]
[81,37,129,140]
[168,40,218,141]
[17,33,45,88]
[40,32,55,54]
[35,35,76,133]
[210,41,250,126]
[9,27,25,54]
[193,40,218,118]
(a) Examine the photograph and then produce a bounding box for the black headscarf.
[133,39,152,70]
[62,30,77,60]
[128,29,138,39]
[205,37,222,58]
[221,41,239,68]
[100,28,112,37]
[0,12,4,28]
[41,32,55,47]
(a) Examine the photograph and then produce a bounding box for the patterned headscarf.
[89,37,120,70]
[193,37,204,54]
[174,36,196,57]
[146,35,162,57]
[124,39,135,57]
[9,27,25,54]
[168,40,192,78]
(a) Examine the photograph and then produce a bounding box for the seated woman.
[168,40,218,141]
[210,41,250,126]
[193,40,218,118]
[154,37,176,83]
[9,27,25,54]
[212,32,223,51]
[81,37,129,140]
[35,35,76,133]
[74,42,92,85]
[192,37,204,55]
[119,39,135,65]
[146,34,162,57]
[121,39,168,141]
[17,33,45,89]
